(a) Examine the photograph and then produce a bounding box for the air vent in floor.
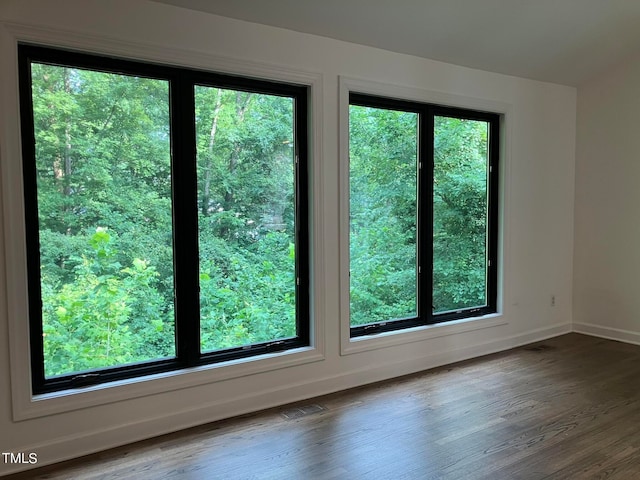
[524,344,556,352]
[280,404,327,420]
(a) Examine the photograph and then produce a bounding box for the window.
[349,93,498,337]
[19,45,309,394]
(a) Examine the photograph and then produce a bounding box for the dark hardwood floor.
[6,333,640,479]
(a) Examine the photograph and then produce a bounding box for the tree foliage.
[30,61,491,377]
[433,116,489,312]
[349,105,418,325]
[31,64,298,377]
[349,106,490,325]
[194,86,297,352]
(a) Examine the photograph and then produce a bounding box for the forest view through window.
[19,45,309,393]
[30,63,176,378]
[349,93,499,336]
[349,104,418,326]
[195,86,298,352]
[433,116,491,313]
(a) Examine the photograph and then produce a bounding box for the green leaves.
[32,57,493,376]
[433,117,489,312]
[29,55,305,383]
[41,230,174,377]
[195,87,298,350]
[349,105,418,325]
[31,63,177,376]
[36,73,300,375]
[349,106,491,324]
[199,231,296,351]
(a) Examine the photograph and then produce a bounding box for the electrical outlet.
[551,295,556,307]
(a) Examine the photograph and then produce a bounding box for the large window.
[19,45,309,394]
[349,93,498,336]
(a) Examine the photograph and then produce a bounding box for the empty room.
[1,0,640,478]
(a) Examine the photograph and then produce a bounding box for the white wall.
[0,0,576,475]
[574,52,640,343]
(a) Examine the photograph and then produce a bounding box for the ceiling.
[152,0,640,86]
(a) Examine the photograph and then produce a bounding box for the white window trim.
[0,21,326,421]
[338,75,512,356]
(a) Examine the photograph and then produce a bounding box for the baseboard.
[1,322,572,477]
[572,322,640,346]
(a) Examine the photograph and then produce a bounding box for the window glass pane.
[349,105,418,326]
[433,116,489,313]
[195,86,297,352]
[30,63,176,378]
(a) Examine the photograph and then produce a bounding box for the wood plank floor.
[6,333,640,479]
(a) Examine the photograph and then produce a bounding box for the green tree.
[433,117,489,312]
[33,64,303,367]
[349,106,491,324]
[349,105,418,325]
[32,63,174,293]
[195,87,298,350]
[41,229,173,377]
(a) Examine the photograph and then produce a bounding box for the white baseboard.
[572,322,640,346]
[1,322,571,477]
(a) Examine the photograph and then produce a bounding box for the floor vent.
[280,404,327,420]
[524,344,556,352]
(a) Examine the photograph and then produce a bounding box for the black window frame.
[18,44,310,394]
[349,92,499,338]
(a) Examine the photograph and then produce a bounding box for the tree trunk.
[202,89,223,216]
[63,67,72,197]
[219,92,252,238]
[224,92,252,203]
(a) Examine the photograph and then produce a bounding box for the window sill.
[16,346,324,421]
[341,314,507,355]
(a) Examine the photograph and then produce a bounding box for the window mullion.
[171,74,201,366]
[418,107,434,324]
